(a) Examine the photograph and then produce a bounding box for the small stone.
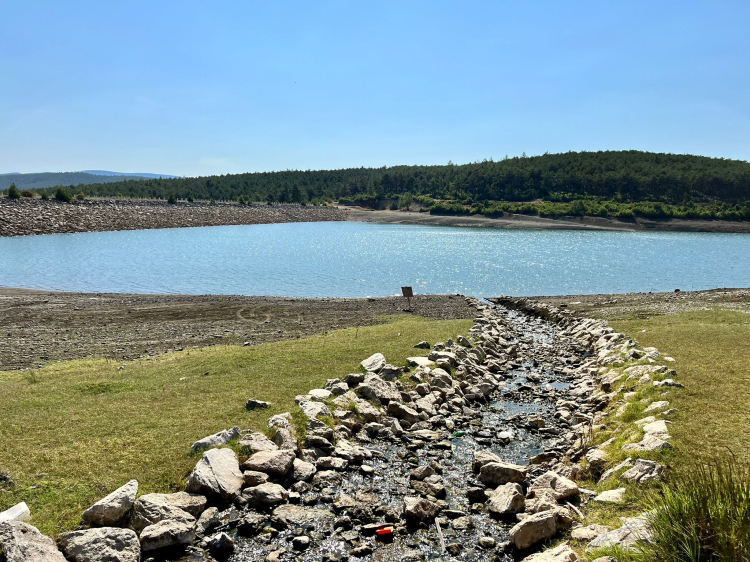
[478,536,496,549]
[191,426,241,452]
[571,524,610,541]
[208,532,235,557]
[243,483,288,507]
[140,519,195,552]
[239,432,278,452]
[620,459,664,483]
[403,497,440,522]
[186,448,244,500]
[361,353,386,372]
[595,488,627,503]
[520,543,579,561]
[246,399,271,410]
[243,470,270,486]
[644,400,669,413]
[586,515,652,551]
[58,527,141,562]
[446,542,461,555]
[478,461,526,486]
[292,535,311,550]
[82,480,138,527]
[488,482,525,515]
[242,450,295,477]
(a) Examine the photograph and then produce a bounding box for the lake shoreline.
[345,207,750,233]
[2,198,750,237]
[2,286,748,371]
[0,198,346,237]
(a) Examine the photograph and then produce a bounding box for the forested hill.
[14,151,750,205]
[0,172,157,191]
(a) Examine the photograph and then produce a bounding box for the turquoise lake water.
[0,222,748,297]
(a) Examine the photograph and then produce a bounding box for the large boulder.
[238,432,278,452]
[509,510,560,550]
[131,492,206,532]
[387,402,420,424]
[82,480,138,527]
[361,353,386,372]
[520,543,579,561]
[272,428,298,450]
[0,502,30,523]
[620,459,664,483]
[191,426,241,453]
[243,483,288,507]
[186,448,243,500]
[139,519,196,553]
[403,497,441,522]
[529,471,579,501]
[356,374,402,404]
[586,516,652,551]
[298,400,332,419]
[242,450,295,477]
[622,435,672,452]
[58,527,140,562]
[0,521,67,562]
[472,450,502,472]
[478,461,526,486]
[488,483,525,515]
[642,420,671,440]
[291,459,316,482]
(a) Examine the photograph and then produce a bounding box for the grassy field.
[0,315,472,536]
[567,307,750,559]
[609,309,750,463]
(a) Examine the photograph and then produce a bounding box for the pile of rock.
[0,199,346,237]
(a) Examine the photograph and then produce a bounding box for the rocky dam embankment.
[0,199,346,237]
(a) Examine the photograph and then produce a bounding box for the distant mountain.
[81,170,178,179]
[0,171,176,191]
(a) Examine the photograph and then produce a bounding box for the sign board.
[401,286,414,309]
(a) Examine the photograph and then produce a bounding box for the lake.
[0,221,748,297]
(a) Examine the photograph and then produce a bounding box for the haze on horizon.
[2,0,749,178]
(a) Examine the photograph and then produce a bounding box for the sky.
[1,1,749,177]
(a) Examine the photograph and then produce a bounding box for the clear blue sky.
[2,1,748,176]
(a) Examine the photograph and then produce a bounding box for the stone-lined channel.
[205,303,592,562]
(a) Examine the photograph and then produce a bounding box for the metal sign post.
[401,286,414,310]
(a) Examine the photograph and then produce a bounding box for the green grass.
[610,309,750,463]
[0,315,472,536]
[567,308,750,561]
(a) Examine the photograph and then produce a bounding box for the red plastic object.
[375,527,394,537]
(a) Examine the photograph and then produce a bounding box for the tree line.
[5,151,750,217]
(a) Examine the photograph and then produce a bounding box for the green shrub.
[75,192,85,200]
[21,189,34,198]
[40,192,49,200]
[54,187,72,202]
[7,184,20,199]
[187,195,194,202]
[167,194,177,204]
[429,202,470,215]
[645,457,750,561]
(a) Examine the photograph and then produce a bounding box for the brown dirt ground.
[0,289,474,370]
[533,287,750,319]
[345,207,750,233]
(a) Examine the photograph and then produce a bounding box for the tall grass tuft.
[646,456,750,562]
